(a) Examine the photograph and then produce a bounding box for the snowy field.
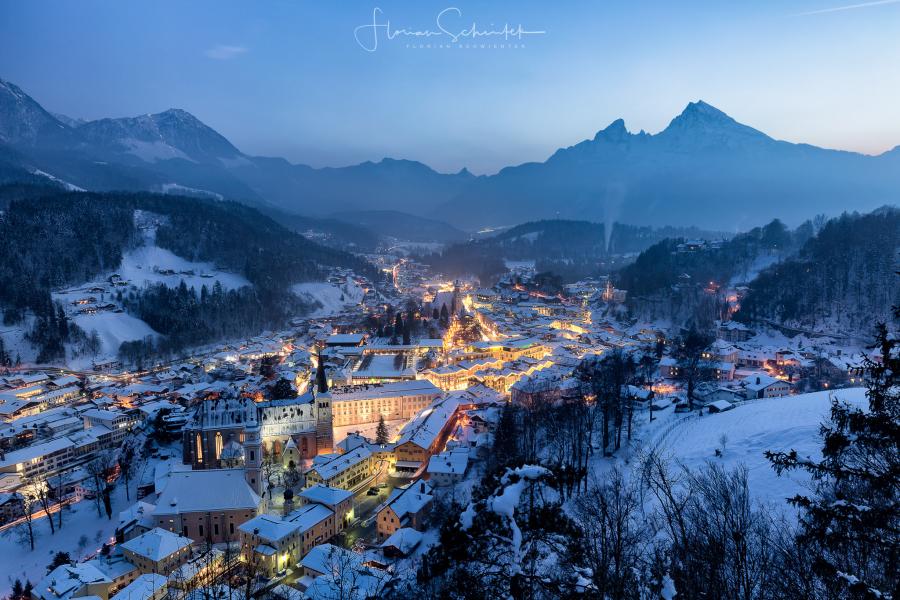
[648,388,867,510]
[52,245,250,300]
[70,312,159,357]
[51,244,251,366]
[0,481,129,594]
[292,278,365,318]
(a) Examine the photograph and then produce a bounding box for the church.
[181,357,334,494]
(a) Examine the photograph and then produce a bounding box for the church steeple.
[315,350,328,394]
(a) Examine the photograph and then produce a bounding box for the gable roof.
[120,527,192,561]
[155,469,260,514]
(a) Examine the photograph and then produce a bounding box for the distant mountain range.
[2,77,898,232]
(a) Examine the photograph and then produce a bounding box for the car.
[366,487,379,496]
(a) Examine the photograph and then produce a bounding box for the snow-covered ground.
[649,388,867,510]
[50,235,251,366]
[69,312,159,357]
[98,245,249,293]
[292,278,365,318]
[0,481,129,593]
[333,418,406,445]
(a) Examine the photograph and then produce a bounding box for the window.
[183,526,189,536]
[230,523,234,534]
[199,525,204,536]
[214,523,219,535]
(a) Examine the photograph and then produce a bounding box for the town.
[0,243,878,600]
[2,3,899,598]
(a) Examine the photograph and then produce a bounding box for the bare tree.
[85,451,114,518]
[16,488,38,551]
[573,468,648,599]
[673,327,715,411]
[29,479,55,535]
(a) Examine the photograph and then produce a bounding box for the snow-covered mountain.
[77,108,246,165]
[0,79,77,148]
[2,75,899,231]
[435,101,900,229]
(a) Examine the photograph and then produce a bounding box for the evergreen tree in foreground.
[767,307,900,599]
[375,414,389,445]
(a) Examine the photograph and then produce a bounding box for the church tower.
[313,351,334,455]
[243,421,263,495]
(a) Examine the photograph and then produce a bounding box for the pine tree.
[767,312,900,599]
[11,579,23,600]
[375,415,389,445]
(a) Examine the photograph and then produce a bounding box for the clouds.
[797,0,900,16]
[204,44,248,60]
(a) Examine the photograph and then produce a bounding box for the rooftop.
[155,469,260,514]
[121,527,193,561]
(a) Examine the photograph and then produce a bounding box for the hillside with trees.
[735,208,899,335]
[418,219,726,284]
[0,185,380,360]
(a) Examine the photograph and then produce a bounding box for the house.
[297,484,355,530]
[658,357,680,379]
[240,502,340,577]
[379,527,423,558]
[0,492,22,523]
[116,502,157,542]
[375,481,433,541]
[743,375,791,399]
[303,447,375,492]
[392,395,462,472]
[718,321,754,342]
[706,400,735,414]
[325,334,366,348]
[84,553,139,596]
[298,544,385,598]
[108,574,167,600]
[426,449,469,486]
[34,563,114,600]
[120,528,193,575]
[152,469,261,543]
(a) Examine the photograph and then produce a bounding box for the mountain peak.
[660,100,769,145]
[594,118,630,142]
[670,100,735,127]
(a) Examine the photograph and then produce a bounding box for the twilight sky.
[1,0,899,174]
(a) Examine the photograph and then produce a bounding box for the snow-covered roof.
[121,527,192,561]
[298,484,353,507]
[308,447,372,481]
[381,481,433,520]
[109,574,167,600]
[744,374,789,392]
[300,543,363,576]
[155,469,260,514]
[426,450,468,476]
[706,399,735,412]
[380,527,423,554]
[36,564,112,600]
[329,380,440,402]
[394,395,461,451]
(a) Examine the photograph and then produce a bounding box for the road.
[339,472,407,549]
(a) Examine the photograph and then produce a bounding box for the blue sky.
[1,0,899,173]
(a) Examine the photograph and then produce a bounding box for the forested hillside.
[0,185,379,360]
[735,209,899,334]
[616,219,809,297]
[418,219,726,283]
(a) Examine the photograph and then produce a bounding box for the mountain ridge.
[1,77,898,231]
